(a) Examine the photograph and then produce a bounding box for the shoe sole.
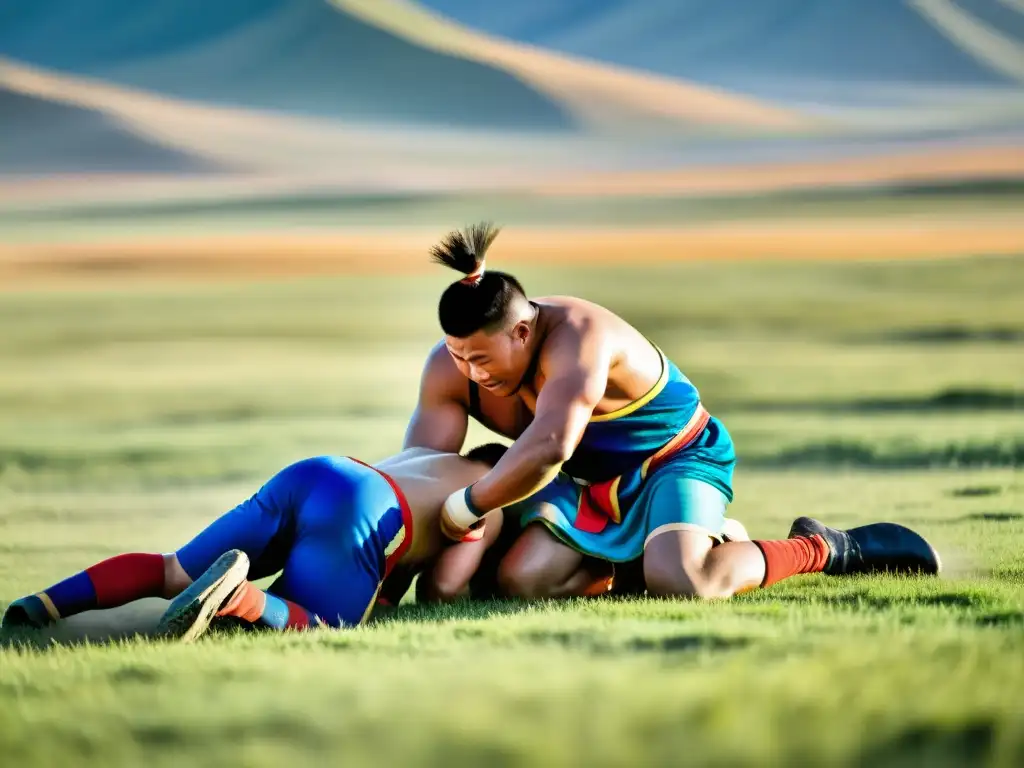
[156,550,249,643]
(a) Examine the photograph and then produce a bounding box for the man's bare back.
[374,448,496,564]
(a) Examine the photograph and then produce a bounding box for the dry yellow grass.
[4,217,1023,288]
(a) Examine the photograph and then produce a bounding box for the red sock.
[86,553,166,606]
[41,552,166,619]
[753,535,830,587]
[275,598,313,630]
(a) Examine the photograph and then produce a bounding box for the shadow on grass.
[519,629,749,656]
[378,601,752,657]
[0,445,258,490]
[762,587,992,611]
[778,593,978,610]
[908,511,1024,527]
[859,719,996,768]
[0,447,178,474]
[724,388,1022,415]
[146,403,396,428]
[132,714,329,749]
[948,486,1003,498]
[764,583,1024,630]
[370,599,537,627]
[0,598,166,650]
[957,512,1022,523]
[745,440,1023,470]
[0,597,539,650]
[863,324,1024,345]
[975,611,1024,628]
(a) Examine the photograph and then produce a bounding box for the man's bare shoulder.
[535,295,617,316]
[423,338,450,367]
[533,296,644,384]
[421,339,467,392]
[536,296,622,349]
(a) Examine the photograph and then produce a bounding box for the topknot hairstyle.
[432,222,526,338]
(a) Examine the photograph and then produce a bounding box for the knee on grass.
[643,550,739,600]
[643,564,722,600]
[497,557,555,599]
[416,568,470,603]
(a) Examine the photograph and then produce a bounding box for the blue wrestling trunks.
[174,456,412,627]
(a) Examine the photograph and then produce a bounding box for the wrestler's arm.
[402,343,469,453]
[442,327,610,534]
[416,509,505,603]
[377,565,416,607]
[376,508,504,608]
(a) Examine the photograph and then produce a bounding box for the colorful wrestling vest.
[559,347,711,532]
[470,345,712,532]
[562,346,705,484]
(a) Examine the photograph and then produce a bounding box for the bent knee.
[420,572,468,603]
[497,557,551,599]
[643,526,727,599]
[644,561,722,600]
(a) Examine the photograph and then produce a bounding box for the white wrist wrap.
[443,487,481,529]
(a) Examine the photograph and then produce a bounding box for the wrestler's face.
[445,321,533,397]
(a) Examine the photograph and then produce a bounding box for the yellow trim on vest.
[607,475,623,524]
[589,347,668,423]
[640,403,709,480]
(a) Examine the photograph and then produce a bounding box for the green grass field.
[1,255,1022,767]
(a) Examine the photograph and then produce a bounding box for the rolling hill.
[0,85,216,174]
[0,0,1020,202]
[0,0,573,130]
[418,0,1024,102]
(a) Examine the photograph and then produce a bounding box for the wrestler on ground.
[404,223,941,602]
[2,444,508,642]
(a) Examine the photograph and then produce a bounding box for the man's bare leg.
[642,517,942,599]
[643,530,770,598]
[497,524,613,599]
[416,511,508,602]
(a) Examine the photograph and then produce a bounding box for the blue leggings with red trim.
[174,456,408,627]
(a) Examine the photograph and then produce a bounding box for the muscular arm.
[402,344,469,453]
[467,327,610,514]
[416,509,505,603]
